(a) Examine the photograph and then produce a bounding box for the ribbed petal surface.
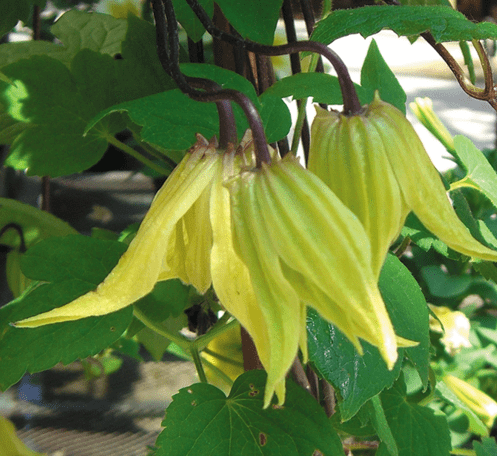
[16,138,220,327]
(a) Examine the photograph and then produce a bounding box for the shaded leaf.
[312,5,497,44]
[377,375,451,456]
[155,370,344,456]
[216,0,284,45]
[0,0,29,39]
[0,235,133,391]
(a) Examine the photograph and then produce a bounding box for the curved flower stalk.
[227,152,402,398]
[309,92,497,278]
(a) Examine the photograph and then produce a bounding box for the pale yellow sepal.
[227,153,400,381]
[16,137,221,328]
[309,92,497,280]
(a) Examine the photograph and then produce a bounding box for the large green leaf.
[0,198,77,249]
[0,10,127,69]
[0,235,133,391]
[307,254,429,421]
[215,0,284,45]
[360,39,406,114]
[1,54,124,177]
[155,370,344,455]
[86,64,291,150]
[312,5,497,44]
[376,375,451,456]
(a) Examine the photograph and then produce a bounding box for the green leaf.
[0,197,77,249]
[258,93,292,144]
[1,53,126,176]
[0,235,133,391]
[360,39,406,114]
[215,0,284,45]
[307,254,429,421]
[262,72,368,105]
[474,437,497,456]
[134,280,191,321]
[380,255,430,386]
[172,0,213,42]
[421,265,473,298]
[436,381,488,437]
[367,396,398,456]
[0,0,29,39]
[117,14,177,100]
[86,64,289,150]
[155,370,344,456]
[376,375,451,456]
[451,136,497,212]
[0,10,127,69]
[311,5,497,44]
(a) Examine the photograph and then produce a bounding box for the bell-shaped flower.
[309,92,497,278]
[227,152,401,401]
[14,132,407,407]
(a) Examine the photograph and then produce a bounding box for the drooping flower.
[309,92,497,278]
[428,304,471,356]
[443,375,497,428]
[15,132,406,407]
[226,153,402,392]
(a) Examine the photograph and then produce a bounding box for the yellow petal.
[368,95,497,262]
[309,106,408,278]
[257,155,398,368]
[16,139,220,327]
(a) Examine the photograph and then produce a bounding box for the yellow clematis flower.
[15,132,404,407]
[227,152,400,396]
[309,92,497,278]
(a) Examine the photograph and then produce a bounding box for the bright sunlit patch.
[94,0,143,18]
[5,80,30,123]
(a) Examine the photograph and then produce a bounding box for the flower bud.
[443,375,497,428]
[309,92,497,277]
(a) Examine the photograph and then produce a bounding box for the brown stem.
[290,357,312,394]
[321,378,335,417]
[184,0,361,114]
[152,0,270,162]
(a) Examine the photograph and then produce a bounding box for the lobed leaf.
[0,235,133,391]
[155,370,344,456]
